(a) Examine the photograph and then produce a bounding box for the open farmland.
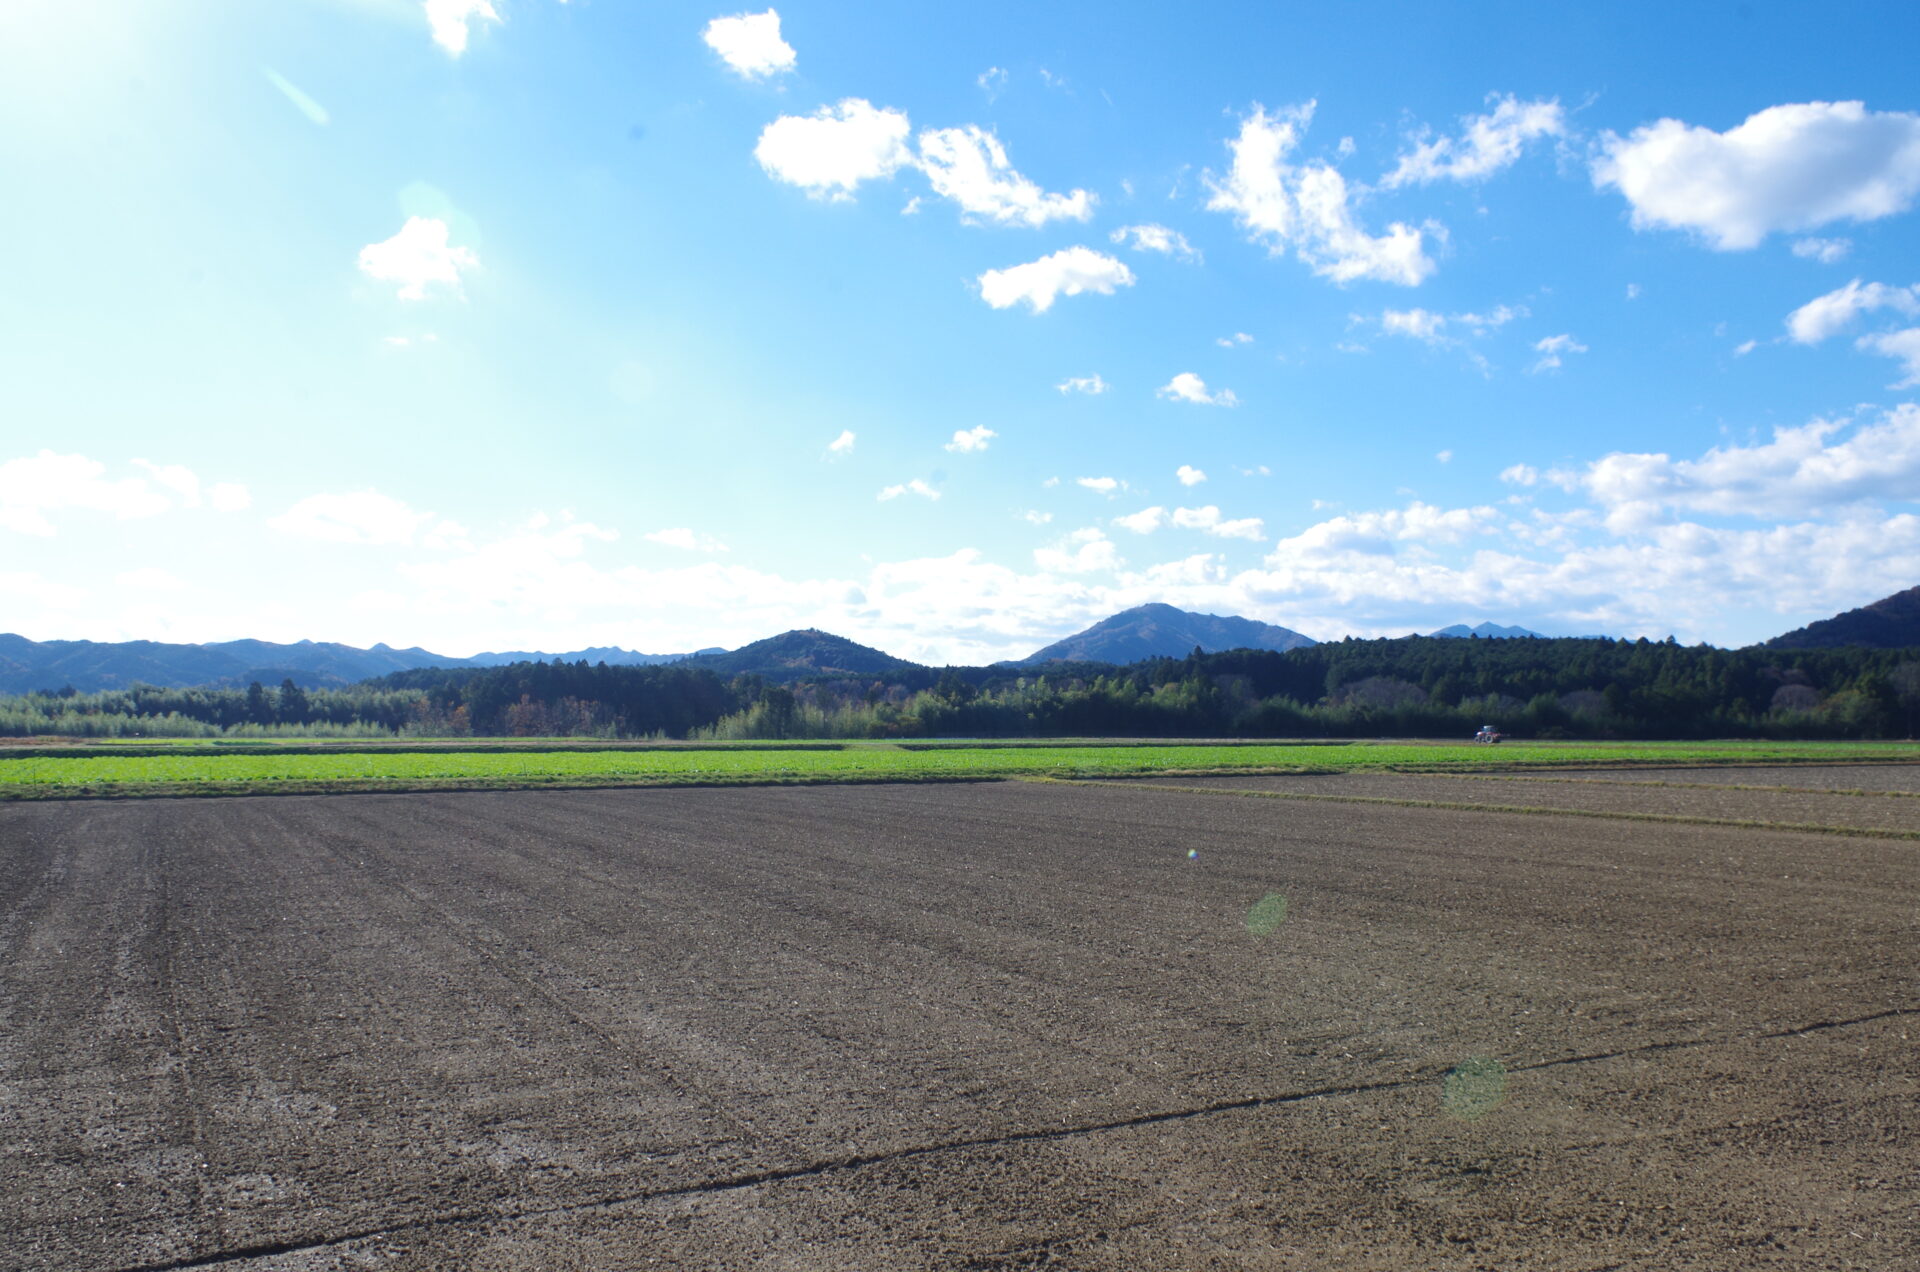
[1,738,1914,799]
[3,770,1916,1270]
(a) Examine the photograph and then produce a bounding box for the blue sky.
[5,0,1920,662]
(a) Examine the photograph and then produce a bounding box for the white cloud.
[1056,374,1109,395]
[116,567,185,591]
[1235,500,1920,644]
[1034,527,1120,574]
[46,453,1920,658]
[1113,506,1166,534]
[1436,449,1453,464]
[1792,236,1852,263]
[1784,278,1920,343]
[756,99,913,200]
[1076,476,1123,496]
[423,0,499,57]
[646,526,730,553]
[209,483,252,512]
[1626,283,1642,300]
[1382,94,1565,188]
[1377,304,1525,354]
[1734,339,1758,357]
[977,67,1008,99]
[1215,332,1253,347]
[1240,464,1273,477]
[1565,405,1920,526]
[1270,501,1498,557]
[1500,464,1540,487]
[1109,223,1201,262]
[945,425,997,453]
[1456,304,1525,331]
[1019,509,1052,525]
[1206,102,1436,286]
[978,247,1134,312]
[702,9,796,79]
[0,452,173,536]
[269,491,435,546]
[827,429,856,456]
[1157,372,1238,406]
[1593,101,1920,250]
[1530,333,1588,373]
[1177,465,1207,486]
[131,460,202,506]
[1858,328,1920,387]
[1172,505,1266,540]
[916,126,1094,227]
[878,479,940,501]
[1381,307,1448,343]
[357,217,479,301]
[0,571,88,616]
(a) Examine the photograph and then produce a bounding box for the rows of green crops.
[1,739,1912,794]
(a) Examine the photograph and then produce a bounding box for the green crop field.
[1,739,1912,799]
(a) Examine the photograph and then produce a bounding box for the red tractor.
[1473,724,1504,744]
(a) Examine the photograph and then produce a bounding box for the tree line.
[5,637,1920,740]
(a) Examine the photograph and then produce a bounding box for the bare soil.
[1543,763,1920,793]
[1133,769,1920,834]
[2,778,1914,1270]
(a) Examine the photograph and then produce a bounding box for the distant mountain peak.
[1018,603,1316,666]
[1427,621,1545,639]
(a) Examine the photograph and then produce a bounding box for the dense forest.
[7,636,1920,741]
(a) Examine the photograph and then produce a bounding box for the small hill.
[682,629,922,682]
[1762,584,1920,649]
[1018,603,1316,666]
[1428,621,1545,639]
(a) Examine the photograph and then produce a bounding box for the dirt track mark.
[98,1004,1918,1272]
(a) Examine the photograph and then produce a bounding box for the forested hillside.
[7,637,1920,741]
[1764,584,1920,649]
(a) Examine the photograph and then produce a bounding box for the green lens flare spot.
[1442,1055,1507,1120]
[1245,891,1288,935]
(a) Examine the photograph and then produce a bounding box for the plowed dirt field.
[3,775,1915,1270]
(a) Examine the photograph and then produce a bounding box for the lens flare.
[1244,891,1287,935]
[1441,1055,1508,1120]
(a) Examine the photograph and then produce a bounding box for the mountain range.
[1426,621,1546,639]
[9,586,1917,694]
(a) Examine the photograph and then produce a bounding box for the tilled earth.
[1,775,1915,1270]
[1132,769,1920,834]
